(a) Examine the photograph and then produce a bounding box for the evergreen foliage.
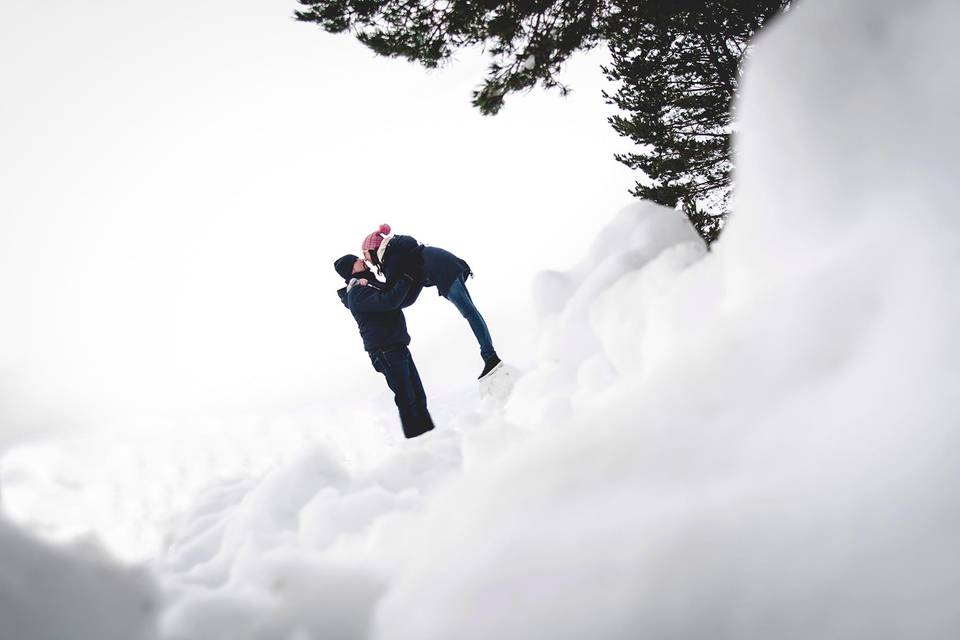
[603,1,789,243]
[295,0,790,244]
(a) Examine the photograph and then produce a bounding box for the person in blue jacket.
[335,253,433,439]
[361,224,502,380]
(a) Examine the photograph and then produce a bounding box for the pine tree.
[603,0,789,243]
[295,0,790,243]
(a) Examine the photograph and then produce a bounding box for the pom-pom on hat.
[362,224,392,252]
[334,254,359,281]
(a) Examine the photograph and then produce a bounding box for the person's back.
[375,233,470,297]
[419,244,470,296]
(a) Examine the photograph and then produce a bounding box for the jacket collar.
[376,235,393,264]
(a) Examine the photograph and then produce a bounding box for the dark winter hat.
[334,254,359,281]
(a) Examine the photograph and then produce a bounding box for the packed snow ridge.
[3,0,960,637]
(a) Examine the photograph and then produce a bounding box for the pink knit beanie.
[361,224,392,252]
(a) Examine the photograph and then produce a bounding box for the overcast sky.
[0,0,636,440]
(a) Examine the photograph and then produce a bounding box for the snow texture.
[478,363,519,402]
[4,0,960,637]
[0,516,157,640]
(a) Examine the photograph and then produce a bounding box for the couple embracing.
[334,225,501,439]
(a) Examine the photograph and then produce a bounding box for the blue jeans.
[445,275,496,361]
[370,347,434,439]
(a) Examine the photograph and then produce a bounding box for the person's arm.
[399,277,424,308]
[348,274,414,313]
[336,286,350,309]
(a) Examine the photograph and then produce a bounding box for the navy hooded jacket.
[337,274,414,352]
[381,235,471,299]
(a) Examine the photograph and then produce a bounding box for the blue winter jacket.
[337,274,414,352]
[382,235,471,298]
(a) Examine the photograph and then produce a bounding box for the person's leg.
[444,276,496,362]
[373,350,417,437]
[404,352,434,435]
[381,348,433,438]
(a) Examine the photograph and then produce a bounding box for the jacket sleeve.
[400,277,424,308]
[348,275,413,313]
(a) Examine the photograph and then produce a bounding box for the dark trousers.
[369,346,434,439]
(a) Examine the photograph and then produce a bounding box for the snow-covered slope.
[147,201,703,640]
[5,0,960,637]
[370,2,960,637]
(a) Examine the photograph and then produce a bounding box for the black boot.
[478,354,502,379]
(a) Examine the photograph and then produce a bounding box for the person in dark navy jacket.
[335,254,433,439]
[360,224,502,380]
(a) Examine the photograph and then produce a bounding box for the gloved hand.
[347,277,369,292]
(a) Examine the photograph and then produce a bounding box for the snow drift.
[5,0,960,637]
[0,516,157,640]
[370,1,960,638]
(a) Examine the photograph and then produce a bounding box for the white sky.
[0,0,634,441]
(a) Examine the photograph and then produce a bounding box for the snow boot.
[478,354,502,380]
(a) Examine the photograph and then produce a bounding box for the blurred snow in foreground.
[3,0,960,637]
